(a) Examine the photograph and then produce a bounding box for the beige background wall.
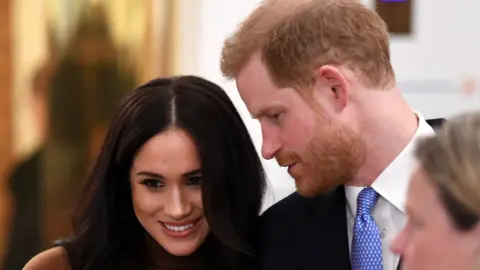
[0,0,13,263]
[11,0,201,158]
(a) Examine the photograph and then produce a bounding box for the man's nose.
[261,130,281,160]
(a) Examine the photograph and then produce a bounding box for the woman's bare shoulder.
[23,247,71,270]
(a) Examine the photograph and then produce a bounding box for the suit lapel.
[297,186,351,270]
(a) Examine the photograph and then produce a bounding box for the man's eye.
[140,179,165,188]
[268,112,283,122]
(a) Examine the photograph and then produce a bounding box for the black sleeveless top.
[53,236,207,270]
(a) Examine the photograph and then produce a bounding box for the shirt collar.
[345,111,435,214]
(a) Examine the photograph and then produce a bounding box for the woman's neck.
[145,233,206,269]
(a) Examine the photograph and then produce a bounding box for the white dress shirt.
[345,112,434,270]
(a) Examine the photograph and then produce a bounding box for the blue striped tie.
[351,187,383,270]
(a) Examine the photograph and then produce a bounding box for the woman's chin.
[163,242,200,257]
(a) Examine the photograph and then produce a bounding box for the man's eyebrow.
[251,104,284,119]
[251,107,268,119]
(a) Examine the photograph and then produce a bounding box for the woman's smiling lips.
[159,217,202,238]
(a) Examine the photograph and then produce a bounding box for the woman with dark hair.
[24,75,266,270]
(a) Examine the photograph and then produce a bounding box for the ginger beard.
[276,106,366,197]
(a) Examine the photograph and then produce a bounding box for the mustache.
[275,151,299,166]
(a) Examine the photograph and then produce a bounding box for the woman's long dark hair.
[60,76,266,269]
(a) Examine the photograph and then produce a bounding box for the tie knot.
[356,187,379,215]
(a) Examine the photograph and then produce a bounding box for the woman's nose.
[164,187,192,220]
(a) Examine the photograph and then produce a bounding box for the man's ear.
[312,65,349,112]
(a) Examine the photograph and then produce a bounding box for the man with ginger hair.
[221,0,435,269]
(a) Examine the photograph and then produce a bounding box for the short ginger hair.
[220,0,395,89]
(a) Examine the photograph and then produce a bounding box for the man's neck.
[349,92,418,186]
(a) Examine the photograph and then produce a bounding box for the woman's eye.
[140,179,165,188]
[407,216,423,230]
[187,176,202,186]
